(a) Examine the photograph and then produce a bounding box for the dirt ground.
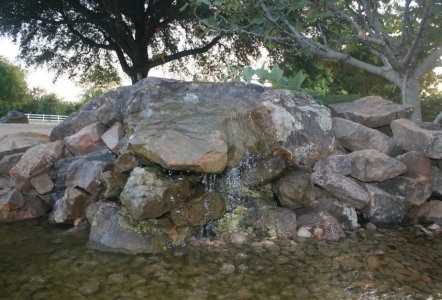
[0,122,58,138]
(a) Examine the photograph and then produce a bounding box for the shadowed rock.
[99,171,129,199]
[273,170,317,209]
[430,166,442,196]
[297,211,346,241]
[1,111,28,123]
[377,177,432,208]
[409,201,442,225]
[49,187,93,223]
[0,153,23,173]
[329,96,414,128]
[396,151,432,180]
[391,118,442,159]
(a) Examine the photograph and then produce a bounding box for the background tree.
[0,56,28,116]
[194,0,442,121]
[0,0,261,85]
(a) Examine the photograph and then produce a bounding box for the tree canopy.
[194,0,442,121]
[0,0,261,84]
[0,56,28,116]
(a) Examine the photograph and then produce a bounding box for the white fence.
[25,114,68,123]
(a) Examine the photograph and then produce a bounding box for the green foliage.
[0,56,28,116]
[20,87,80,116]
[421,93,442,122]
[0,0,262,84]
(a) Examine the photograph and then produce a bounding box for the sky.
[0,38,164,102]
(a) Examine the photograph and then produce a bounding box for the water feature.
[1,218,442,299]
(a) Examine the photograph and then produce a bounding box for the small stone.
[297,226,312,238]
[313,227,323,240]
[366,223,377,232]
[220,263,235,275]
[230,233,247,244]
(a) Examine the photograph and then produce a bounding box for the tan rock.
[30,173,54,195]
[101,122,124,155]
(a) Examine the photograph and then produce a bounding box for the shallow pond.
[1,218,442,300]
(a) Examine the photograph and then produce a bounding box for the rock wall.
[1,78,441,253]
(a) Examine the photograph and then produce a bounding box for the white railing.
[25,114,68,123]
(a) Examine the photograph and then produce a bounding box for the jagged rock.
[99,171,129,199]
[430,166,442,196]
[0,190,51,221]
[50,110,98,141]
[0,132,50,157]
[85,201,102,223]
[170,188,226,226]
[120,167,190,220]
[362,184,408,227]
[348,150,407,182]
[0,153,23,173]
[311,171,370,209]
[313,155,351,175]
[49,187,93,223]
[328,96,414,128]
[377,177,432,208]
[295,189,358,231]
[10,141,63,192]
[243,156,287,186]
[50,147,116,201]
[391,118,442,159]
[396,151,432,180]
[0,189,24,213]
[30,173,54,195]
[409,201,442,225]
[296,211,346,241]
[94,102,120,127]
[64,122,108,155]
[65,159,113,197]
[89,203,196,253]
[101,122,124,155]
[0,110,28,123]
[273,170,317,209]
[332,117,400,156]
[0,174,11,189]
[114,152,138,173]
[257,90,343,167]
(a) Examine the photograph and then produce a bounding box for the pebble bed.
[1,219,442,299]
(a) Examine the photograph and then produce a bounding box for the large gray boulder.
[332,117,400,156]
[391,118,442,159]
[329,96,414,128]
[0,110,28,123]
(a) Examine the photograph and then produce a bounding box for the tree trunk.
[401,75,422,122]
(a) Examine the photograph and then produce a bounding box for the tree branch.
[415,46,442,79]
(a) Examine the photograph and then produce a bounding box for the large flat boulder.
[328,96,414,128]
[391,119,442,159]
[333,117,400,156]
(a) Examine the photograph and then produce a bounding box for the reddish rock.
[30,173,54,195]
[409,200,442,225]
[114,152,138,173]
[16,193,51,220]
[329,96,414,128]
[348,149,407,182]
[243,155,287,186]
[50,110,98,141]
[101,122,123,155]
[378,177,432,208]
[49,187,93,223]
[333,117,400,156]
[9,141,63,192]
[396,151,432,180]
[311,171,370,209]
[391,119,442,159]
[0,132,50,157]
[273,170,317,209]
[0,189,24,214]
[0,153,23,174]
[64,122,107,155]
[297,211,346,241]
[65,159,113,197]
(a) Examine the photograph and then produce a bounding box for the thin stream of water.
[1,218,442,300]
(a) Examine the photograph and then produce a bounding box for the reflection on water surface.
[1,218,442,299]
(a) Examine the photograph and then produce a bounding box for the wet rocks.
[273,170,317,209]
[49,188,93,224]
[409,201,442,225]
[297,211,346,241]
[120,167,190,220]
